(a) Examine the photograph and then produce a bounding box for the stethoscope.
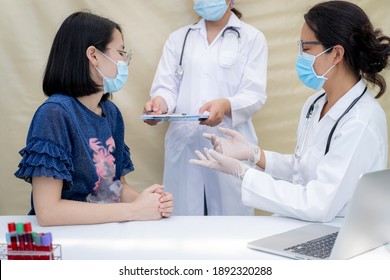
[175,26,241,79]
[294,86,367,159]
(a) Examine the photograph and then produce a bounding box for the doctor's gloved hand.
[189,148,249,179]
[203,127,261,164]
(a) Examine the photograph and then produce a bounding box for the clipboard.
[139,113,209,121]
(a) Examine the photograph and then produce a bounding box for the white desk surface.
[1,215,389,260]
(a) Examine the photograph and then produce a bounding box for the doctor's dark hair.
[304,1,390,98]
[231,8,242,19]
[43,11,123,101]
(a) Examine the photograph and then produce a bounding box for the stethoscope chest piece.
[175,65,184,80]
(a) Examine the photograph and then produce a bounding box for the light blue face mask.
[296,47,335,91]
[193,0,230,21]
[95,51,128,93]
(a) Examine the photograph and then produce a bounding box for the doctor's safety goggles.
[297,40,322,55]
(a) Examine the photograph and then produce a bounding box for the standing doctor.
[191,1,389,222]
[144,0,267,215]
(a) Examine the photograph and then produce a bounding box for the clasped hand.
[136,185,174,219]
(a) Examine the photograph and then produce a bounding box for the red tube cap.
[24,222,32,233]
[8,223,16,232]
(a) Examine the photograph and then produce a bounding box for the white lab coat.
[242,80,388,222]
[150,14,267,215]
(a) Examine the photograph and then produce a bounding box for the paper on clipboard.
[139,113,209,121]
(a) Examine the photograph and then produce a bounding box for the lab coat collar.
[323,79,367,121]
[226,12,241,29]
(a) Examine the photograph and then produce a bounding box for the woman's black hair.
[304,0,390,98]
[43,11,122,101]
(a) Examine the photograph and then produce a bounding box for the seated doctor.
[190,1,389,222]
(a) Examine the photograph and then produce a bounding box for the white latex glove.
[203,127,261,164]
[189,148,249,179]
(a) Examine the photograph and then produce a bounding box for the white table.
[1,215,389,260]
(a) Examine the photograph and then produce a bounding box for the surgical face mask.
[193,0,230,21]
[295,47,335,91]
[95,50,128,93]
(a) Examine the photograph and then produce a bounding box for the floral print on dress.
[86,137,122,203]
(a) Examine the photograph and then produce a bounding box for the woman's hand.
[132,184,164,220]
[159,191,174,217]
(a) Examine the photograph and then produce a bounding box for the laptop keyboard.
[284,232,339,259]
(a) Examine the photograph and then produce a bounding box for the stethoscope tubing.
[295,87,367,159]
[176,25,240,78]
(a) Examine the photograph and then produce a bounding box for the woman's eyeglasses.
[107,48,132,65]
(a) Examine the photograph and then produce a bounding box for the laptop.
[247,169,390,260]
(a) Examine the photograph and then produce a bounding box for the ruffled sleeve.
[14,137,74,186]
[121,144,134,176]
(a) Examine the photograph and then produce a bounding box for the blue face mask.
[296,47,335,91]
[193,0,229,21]
[95,51,128,93]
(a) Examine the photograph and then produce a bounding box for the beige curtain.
[0,0,389,215]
